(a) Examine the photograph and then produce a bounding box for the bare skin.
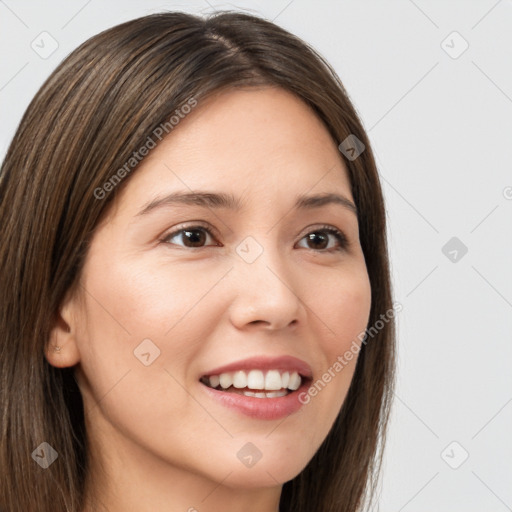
[46,86,372,512]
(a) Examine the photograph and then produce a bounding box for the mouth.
[198,355,313,420]
[200,369,309,398]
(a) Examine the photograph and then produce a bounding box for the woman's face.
[55,87,371,493]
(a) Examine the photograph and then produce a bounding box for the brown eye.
[297,227,349,252]
[305,232,329,250]
[162,226,217,248]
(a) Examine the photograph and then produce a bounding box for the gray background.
[1,1,511,510]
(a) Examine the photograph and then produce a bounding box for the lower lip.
[199,380,311,420]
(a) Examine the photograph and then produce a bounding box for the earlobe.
[45,306,81,368]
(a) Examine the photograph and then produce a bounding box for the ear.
[45,293,82,368]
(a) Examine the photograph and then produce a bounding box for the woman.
[0,10,396,512]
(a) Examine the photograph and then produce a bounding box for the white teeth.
[264,370,283,390]
[218,388,289,398]
[205,369,303,391]
[247,370,265,389]
[232,370,247,388]
[264,390,288,398]
[219,373,232,389]
[288,372,301,391]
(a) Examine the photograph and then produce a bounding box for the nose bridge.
[229,233,303,329]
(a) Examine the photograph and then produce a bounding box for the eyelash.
[160,223,349,253]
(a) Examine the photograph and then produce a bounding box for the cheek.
[300,267,371,435]
[317,265,372,356]
[80,254,226,349]
[73,258,216,458]
[74,255,227,412]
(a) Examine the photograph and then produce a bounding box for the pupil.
[184,229,205,247]
[308,232,327,249]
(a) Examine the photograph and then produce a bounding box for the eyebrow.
[135,190,358,217]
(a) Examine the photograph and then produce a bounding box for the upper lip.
[201,355,313,379]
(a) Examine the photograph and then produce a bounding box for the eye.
[160,223,349,252]
[161,224,219,249]
[296,226,349,252]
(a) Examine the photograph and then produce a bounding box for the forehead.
[112,87,353,216]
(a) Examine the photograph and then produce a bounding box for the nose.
[228,241,304,331]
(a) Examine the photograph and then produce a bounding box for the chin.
[218,463,306,489]
[201,448,313,489]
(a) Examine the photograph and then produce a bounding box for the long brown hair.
[0,11,396,512]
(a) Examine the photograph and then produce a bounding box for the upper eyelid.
[163,221,219,239]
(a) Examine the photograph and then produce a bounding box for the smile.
[198,355,313,420]
[200,369,303,398]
